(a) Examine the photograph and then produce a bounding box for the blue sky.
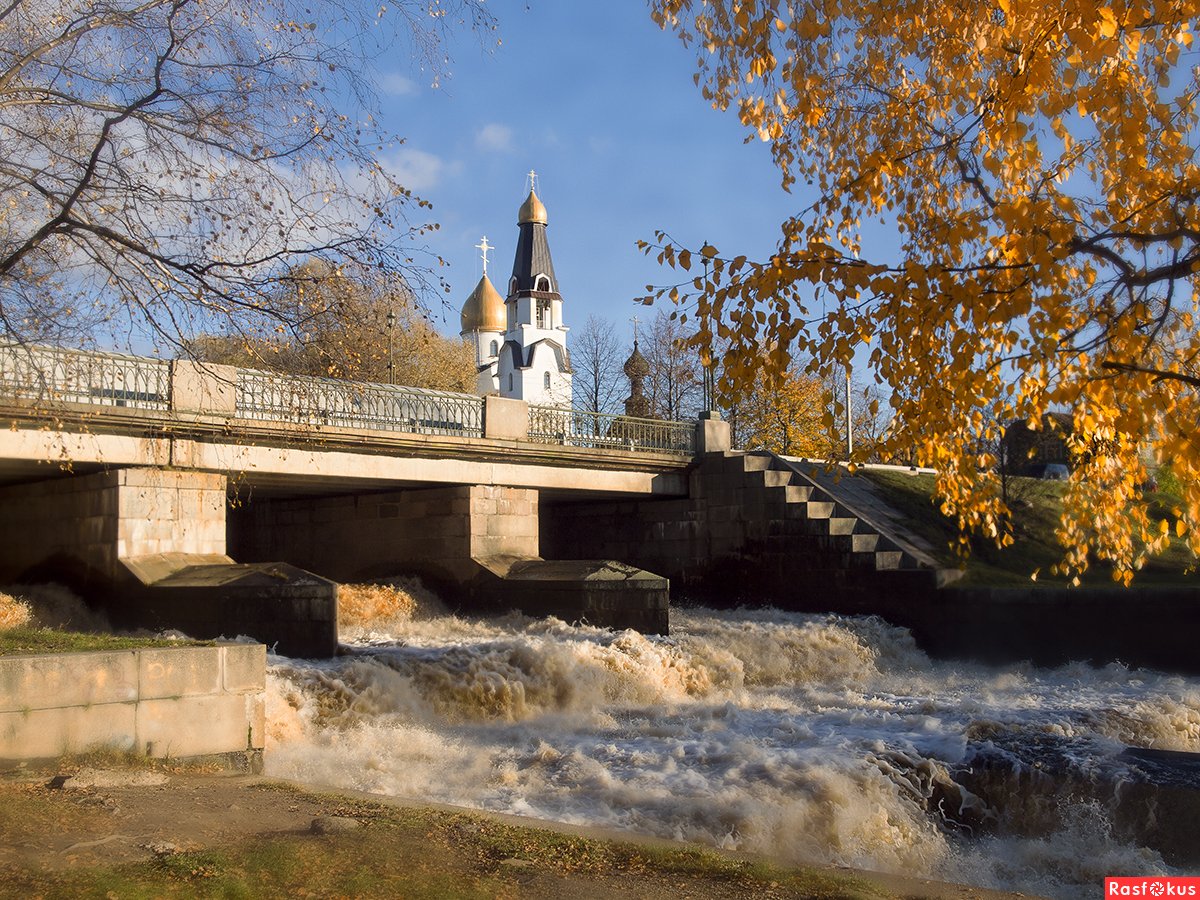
[374,2,804,347]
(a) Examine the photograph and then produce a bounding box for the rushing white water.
[265,606,1200,899]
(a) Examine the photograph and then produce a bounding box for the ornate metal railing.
[235,369,484,438]
[527,404,695,456]
[0,344,696,456]
[0,343,170,410]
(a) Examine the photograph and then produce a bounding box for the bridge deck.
[0,399,692,499]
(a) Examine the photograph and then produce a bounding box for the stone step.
[826,516,859,536]
[874,550,906,570]
[805,500,836,519]
[747,469,793,488]
[851,532,881,553]
[741,454,773,472]
[784,484,814,503]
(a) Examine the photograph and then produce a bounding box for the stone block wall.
[0,468,227,584]
[231,484,539,585]
[0,644,265,762]
[0,469,121,583]
[117,468,227,560]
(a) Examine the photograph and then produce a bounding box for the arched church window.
[536,298,550,329]
[508,373,514,392]
[489,340,498,357]
[544,372,551,390]
[535,275,551,293]
[509,277,518,296]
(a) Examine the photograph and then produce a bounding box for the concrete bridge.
[0,344,942,658]
[0,345,726,654]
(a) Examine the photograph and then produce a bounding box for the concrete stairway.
[709,450,960,589]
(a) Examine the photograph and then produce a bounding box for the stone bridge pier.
[0,467,337,657]
[229,483,670,634]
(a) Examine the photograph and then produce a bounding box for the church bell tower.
[495,172,572,406]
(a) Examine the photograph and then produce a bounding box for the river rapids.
[265,602,1200,898]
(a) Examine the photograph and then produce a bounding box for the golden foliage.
[648,0,1200,579]
[733,361,826,456]
[190,261,476,392]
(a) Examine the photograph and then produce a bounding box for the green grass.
[0,627,211,656]
[863,469,1198,587]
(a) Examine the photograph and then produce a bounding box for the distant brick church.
[459,174,572,407]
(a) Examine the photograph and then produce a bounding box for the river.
[265,601,1200,899]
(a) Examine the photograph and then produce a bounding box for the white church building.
[459,176,572,407]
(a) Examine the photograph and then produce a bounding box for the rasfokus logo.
[1106,878,1200,897]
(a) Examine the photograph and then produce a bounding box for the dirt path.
[0,763,1039,899]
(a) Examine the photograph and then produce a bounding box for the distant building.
[460,175,572,407]
[458,238,505,396]
[1003,412,1073,473]
[622,341,651,418]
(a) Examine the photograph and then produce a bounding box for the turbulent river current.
[265,605,1200,898]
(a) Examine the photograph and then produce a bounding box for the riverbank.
[0,762,1038,899]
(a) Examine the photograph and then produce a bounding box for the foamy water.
[266,606,1200,898]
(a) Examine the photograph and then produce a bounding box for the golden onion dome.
[460,273,506,334]
[518,189,548,225]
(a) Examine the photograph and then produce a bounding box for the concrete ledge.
[0,644,265,762]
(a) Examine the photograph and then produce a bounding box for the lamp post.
[386,310,396,385]
[700,256,720,421]
[845,363,853,458]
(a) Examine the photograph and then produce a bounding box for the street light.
[700,256,720,421]
[386,310,396,385]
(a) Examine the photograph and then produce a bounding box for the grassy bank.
[0,627,211,656]
[0,772,921,900]
[863,469,1197,587]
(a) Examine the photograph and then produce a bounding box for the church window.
[508,373,514,391]
[489,340,498,356]
[544,372,551,390]
[535,275,551,293]
[536,298,550,329]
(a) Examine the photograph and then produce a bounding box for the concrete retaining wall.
[0,644,265,761]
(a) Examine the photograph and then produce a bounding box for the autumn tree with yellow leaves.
[731,362,826,456]
[188,260,475,392]
[647,0,1200,581]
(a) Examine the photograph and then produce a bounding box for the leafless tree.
[0,0,494,352]
[643,310,702,420]
[571,314,624,415]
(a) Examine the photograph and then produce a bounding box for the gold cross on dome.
[527,169,538,193]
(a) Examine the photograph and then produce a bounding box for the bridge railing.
[235,369,485,438]
[0,343,170,410]
[0,344,699,455]
[527,404,695,456]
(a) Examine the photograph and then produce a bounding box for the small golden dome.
[460,274,506,333]
[518,189,548,225]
